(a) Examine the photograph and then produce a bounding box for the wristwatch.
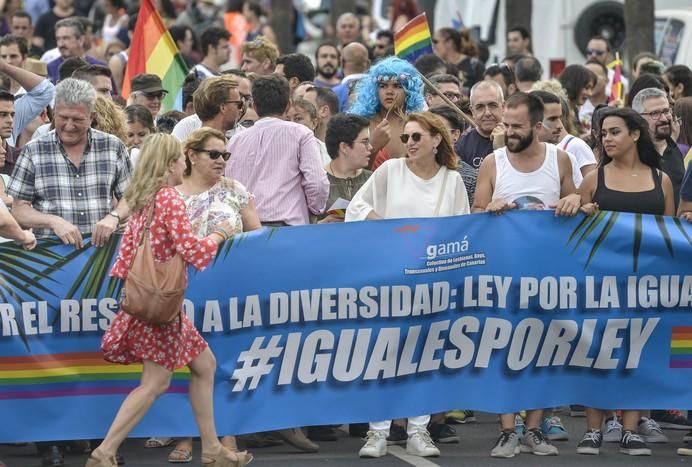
[108,211,121,222]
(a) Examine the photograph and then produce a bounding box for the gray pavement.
[3,412,692,466]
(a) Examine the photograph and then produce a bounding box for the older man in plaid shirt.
[8,78,131,249]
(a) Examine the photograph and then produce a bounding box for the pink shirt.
[225,117,329,225]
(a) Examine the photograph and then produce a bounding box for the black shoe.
[651,410,692,430]
[348,423,368,438]
[307,425,338,442]
[619,430,651,456]
[428,423,459,444]
[576,429,602,455]
[387,424,407,446]
[40,445,64,467]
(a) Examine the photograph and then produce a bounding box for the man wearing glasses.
[585,35,628,98]
[423,74,463,110]
[457,80,505,169]
[129,73,167,118]
[633,87,685,209]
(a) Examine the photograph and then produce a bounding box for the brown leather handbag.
[121,197,186,324]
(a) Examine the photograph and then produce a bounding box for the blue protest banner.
[0,211,690,442]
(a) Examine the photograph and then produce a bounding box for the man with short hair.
[585,35,628,96]
[373,30,394,60]
[226,74,328,226]
[46,17,106,84]
[240,36,279,75]
[303,86,338,142]
[633,87,685,208]
[314,42,341,88]
[168,24,196,68]
[506,26,532,56]
[8,81,130,467]
[0,35,28,94]
[514,55,542,92]
[72,64,113,98]
[192,75,243,133]
[191,26,231,79]
[275,53,315,95]
[424,73,462,109]
[336,13,360,48]
[129,73,167,118]
[332,42,370,111]
[472,94,580,457]
[457,80,504,169]
[10,10,44,58]
[484,63,517,97]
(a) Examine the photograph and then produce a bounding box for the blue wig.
[349,57,425,118]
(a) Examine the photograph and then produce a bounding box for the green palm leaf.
[633,213,643,272]
[571,210,608,252]
[567,213,594,244]
[585,212,619,268]
[82,236,120,298]
[672,218,692,247]
[654,215,674,257]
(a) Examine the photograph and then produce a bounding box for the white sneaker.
[359,430,387,458]
[406,429,440,457]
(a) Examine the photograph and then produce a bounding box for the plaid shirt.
[7,129,132,238]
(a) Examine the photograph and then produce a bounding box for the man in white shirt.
[585,35,628,98]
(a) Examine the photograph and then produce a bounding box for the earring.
[433,147,438,155]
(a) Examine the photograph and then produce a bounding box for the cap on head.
[131,73,167,94]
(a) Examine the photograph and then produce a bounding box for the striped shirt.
[8,129,132,238]
[226,117,329,225]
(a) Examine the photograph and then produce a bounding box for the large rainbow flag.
[121,0,188,112]
[394,13,434,64]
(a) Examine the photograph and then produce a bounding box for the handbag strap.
[127,192,159,271]
[433,168,449,217]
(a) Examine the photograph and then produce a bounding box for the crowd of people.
[0,0,691,466]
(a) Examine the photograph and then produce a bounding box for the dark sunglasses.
[225,100,244,110]
[143,91,166,99]
[195,149,231,161]
[586,48,606,56]
[400,132,424,144]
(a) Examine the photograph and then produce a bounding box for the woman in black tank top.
[576,108,674,456]
[580,107,675,217]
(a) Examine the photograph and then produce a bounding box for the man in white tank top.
[471,93,582,458]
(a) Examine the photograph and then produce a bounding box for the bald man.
[333,42,370,111]
[336,13,360,47]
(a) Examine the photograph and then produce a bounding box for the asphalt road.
[3,411,692,467]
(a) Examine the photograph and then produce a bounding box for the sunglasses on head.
[195,149,231,161]
[400,132,424,144]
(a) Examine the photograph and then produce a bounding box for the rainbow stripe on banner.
[0,352,190,400]
[394,13,434,64]
[121,0,188,111]
[670,327,692,368]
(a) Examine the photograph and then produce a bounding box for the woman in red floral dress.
[86,134,252,467]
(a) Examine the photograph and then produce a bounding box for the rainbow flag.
[0,352,190,400]
[670,327,692,368]
[394,13,434,64]
[608,53,624,103]
[121,0,188,111]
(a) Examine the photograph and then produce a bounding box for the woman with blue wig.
[350,56,425,169]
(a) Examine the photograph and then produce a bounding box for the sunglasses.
[400,132,424,144]
[143,91,166,99]
[195,149,231,161]
[225,100,244,110]
[586,48,606,56]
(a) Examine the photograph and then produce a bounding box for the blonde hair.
[241,36,279,68]
[183,127,226,176]
[531,79,569,103]
[124,133,182,212]
[92,95,128,142]
[193,76,239,121]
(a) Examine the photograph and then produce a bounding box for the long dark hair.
[597,107,660,169]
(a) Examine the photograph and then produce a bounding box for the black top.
[455,128,493,169]
[660,138,685,209]
[593,165,665,215]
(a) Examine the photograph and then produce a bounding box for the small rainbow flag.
[0,352,190,400]
[670,326,692,368]
[608,52,624,103]
[121,0,188,111]
[394,13,434,64]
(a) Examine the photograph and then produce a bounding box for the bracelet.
[211,230,229,241]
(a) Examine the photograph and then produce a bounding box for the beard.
[318,65,337,79]
[506,130,533,153]
[654,122,671,140]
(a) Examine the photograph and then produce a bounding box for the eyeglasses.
[586,48,606,56]
[143,91,166,100]
[239,119,255,128]
[224,100,244,110]
[472,102,501,113]
[195,148,231,161]
[640,107,672,121]
[355,138,370,146]
[240,94,253,104]
[442,91,462,101]
[400,132,424,144]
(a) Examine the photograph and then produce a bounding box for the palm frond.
[571,210,608,252]
[567,213,593,244]
[672,218,692,247]
[633,213,643,272]
[585,212,620,269]
[81,236,120,298]
[655,215,674,257]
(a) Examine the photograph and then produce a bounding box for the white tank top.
[492,143,561,210]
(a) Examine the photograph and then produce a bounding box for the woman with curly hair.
[349,56,424,170]
[92,95,128,143]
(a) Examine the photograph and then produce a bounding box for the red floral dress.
[102,186,218,371]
